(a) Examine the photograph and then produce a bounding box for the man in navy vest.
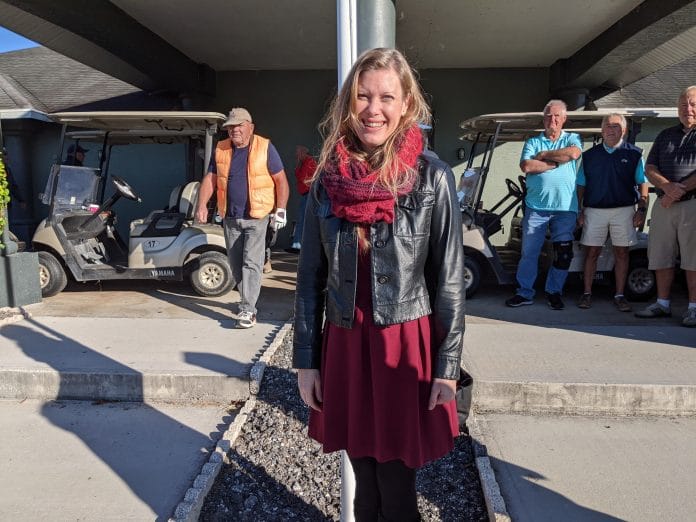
[576,113,649,311]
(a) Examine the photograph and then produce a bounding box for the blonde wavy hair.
[314,48,431,196]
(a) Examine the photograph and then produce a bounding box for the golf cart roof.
[50,111,227,131]
[459,108,678,142]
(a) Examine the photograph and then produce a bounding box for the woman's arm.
[426,160,466,381]
[292,183,328,370]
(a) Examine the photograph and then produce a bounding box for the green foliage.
[0,152,10,248]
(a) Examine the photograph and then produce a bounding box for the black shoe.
[284,247,300,254]
[505,294,533,307]
[546,292,564,310]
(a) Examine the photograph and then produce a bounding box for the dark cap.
[67,144,88,154]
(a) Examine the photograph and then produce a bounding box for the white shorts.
[580,206,637,247]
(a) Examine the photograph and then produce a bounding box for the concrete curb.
[469,415,511,522]
[0,369,253,403]
[169,320,294,522]
[0,306,30,327]
[474,381,696,416]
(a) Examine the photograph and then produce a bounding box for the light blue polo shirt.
[520,131,582,212]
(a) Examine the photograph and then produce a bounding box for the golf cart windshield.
[42,164,101,212]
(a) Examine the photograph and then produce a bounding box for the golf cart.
[33,111,233,298]
[457,109,675,300]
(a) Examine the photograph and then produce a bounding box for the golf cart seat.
[130,181,200,238]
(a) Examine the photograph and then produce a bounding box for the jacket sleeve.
[292,182,328,368]
[426,160,466,380]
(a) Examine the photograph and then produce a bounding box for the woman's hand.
[297,369,323,411]
[428,378,457,410]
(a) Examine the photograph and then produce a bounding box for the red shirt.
[295,156,317,195]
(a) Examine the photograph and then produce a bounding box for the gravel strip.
[200,330,488,521]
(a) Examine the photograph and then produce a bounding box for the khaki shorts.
[580,206,637,247]
[647,197,696,271]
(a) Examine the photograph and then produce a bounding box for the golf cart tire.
[464,256,481,299]
[189,251,233,297]
[625,255,655,301]
[38,251,67,297]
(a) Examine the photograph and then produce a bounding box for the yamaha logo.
[151,269,175,277]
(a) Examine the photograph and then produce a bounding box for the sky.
[0,26,39,53]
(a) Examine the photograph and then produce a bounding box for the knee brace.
[553,240,574,270]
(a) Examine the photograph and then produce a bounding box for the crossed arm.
[520,146,582,175]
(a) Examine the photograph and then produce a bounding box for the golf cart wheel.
[189,251,233,297]
[464,256,481,299]
[625,256,655,301]
[38,251,67,297]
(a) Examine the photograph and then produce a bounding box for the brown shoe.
[263,260,273,274]
[613,295,632,312]
[577,293,592,309]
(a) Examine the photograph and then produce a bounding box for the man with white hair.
[196,107,289,328]
[576,113,649,312]
[635,87,696,327]
[506,100,582,310]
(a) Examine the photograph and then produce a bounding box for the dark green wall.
[212,67,550,246]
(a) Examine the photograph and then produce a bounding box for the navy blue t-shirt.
[208,140,284,218]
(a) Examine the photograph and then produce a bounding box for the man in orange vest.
[196,108,289,328]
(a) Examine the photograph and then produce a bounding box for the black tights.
[349,457,420,522]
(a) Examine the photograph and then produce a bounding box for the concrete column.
[336,4,396,520]
[356,0,395,54]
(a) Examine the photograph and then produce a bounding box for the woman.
[293,48,465,521]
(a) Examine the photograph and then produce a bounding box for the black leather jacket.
[292,155,465,380]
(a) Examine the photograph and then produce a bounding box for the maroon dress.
[308,250,459,469]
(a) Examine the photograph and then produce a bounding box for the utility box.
[0,251,41,308]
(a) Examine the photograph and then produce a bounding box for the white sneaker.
[237,311,256,329]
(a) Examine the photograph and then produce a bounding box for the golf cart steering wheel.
[111,176,141,202]
[505,178,523,198]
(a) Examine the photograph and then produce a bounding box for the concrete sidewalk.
[474,413,696,522]
[1,258,694,521]
[0,252,297,521]
[465,282,696,521]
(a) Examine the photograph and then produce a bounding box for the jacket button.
[377,275,389,284]
[375,240,385,248]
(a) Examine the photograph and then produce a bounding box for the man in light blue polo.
[505,100,582,310]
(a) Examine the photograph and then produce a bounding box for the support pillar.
[335,3,396,521]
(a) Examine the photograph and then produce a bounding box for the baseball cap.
[222,108,253,128]
[67,144,88,154]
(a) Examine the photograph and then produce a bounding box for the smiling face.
[353,67,409,152]
[226,120,254,148]
[601,115,626,148]
[678,89,696,130]
[543,103,567,139]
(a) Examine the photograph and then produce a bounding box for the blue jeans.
[292,194,308,247]
[515,208,577,299]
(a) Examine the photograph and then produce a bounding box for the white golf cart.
[457,109,674,300]
[33,111,233,298]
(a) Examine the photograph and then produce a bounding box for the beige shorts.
[648,197,696,271]
[580,206,637,247]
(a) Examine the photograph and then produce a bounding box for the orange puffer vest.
[215,135,275,218]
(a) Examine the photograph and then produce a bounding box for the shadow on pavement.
[2,318,225,520]
[489,456,624,522]
[467,278,696,349]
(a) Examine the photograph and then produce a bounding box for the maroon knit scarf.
[322,125,423,224]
